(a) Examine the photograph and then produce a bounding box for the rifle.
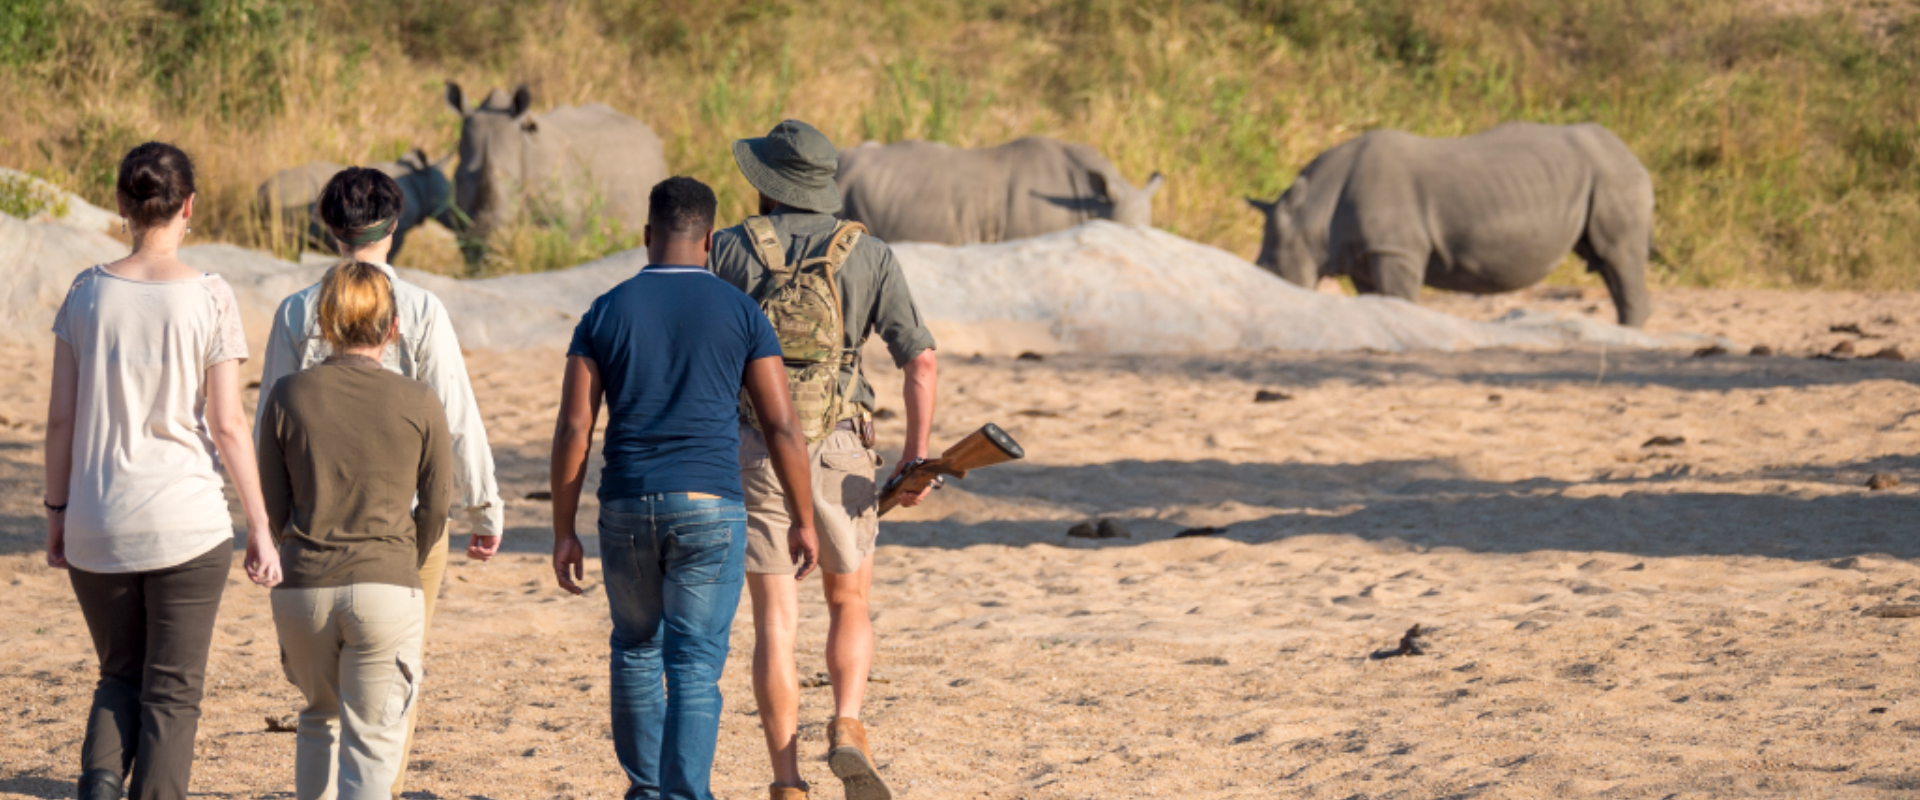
[878,424,1025,517]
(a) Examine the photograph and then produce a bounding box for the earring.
[120,220,127,235]
[186,226,191,235]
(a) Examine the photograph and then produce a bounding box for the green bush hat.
[732,119,842,214]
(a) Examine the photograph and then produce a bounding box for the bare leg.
[748,573,805,788]
[822,556,876,720]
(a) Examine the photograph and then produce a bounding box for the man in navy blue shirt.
[550,176,818,800]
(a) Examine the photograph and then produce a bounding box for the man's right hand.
[788,524,819,580]
[553,533,586,595]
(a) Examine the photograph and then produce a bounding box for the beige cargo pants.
[273,582,425,800]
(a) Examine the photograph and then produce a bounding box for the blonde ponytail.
[316,261,396,350]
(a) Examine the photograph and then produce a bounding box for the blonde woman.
[256,165,504,797]
[45,141,281,800]
[257,262,453,800]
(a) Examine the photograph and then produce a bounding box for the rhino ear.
[408,148,429,170]
[445,81,466,116]
[1142,172,1165,197]
[1245,197,1277,215]
[510,84,533,119]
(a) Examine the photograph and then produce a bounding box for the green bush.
[0,172,72,220]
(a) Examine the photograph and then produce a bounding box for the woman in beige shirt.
[45,142,281,800]
[257,261,453,800]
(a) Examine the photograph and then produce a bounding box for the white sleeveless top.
[53,266,249,572]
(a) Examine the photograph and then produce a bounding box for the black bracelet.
[44,500,67,512]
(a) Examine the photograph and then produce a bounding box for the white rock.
[0,214,1715,354]
[0,169,119,234]
[890,221,1709,354]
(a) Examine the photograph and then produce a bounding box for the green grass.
[1,0,1916,286]
[0,170,71,219]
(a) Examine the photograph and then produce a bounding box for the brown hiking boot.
[769,783,810,800]
[826,717,892,800]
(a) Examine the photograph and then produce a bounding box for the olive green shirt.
[707,209,937,413]
[257,355,454,590]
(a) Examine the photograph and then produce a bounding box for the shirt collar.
[322,353,383,369]
[766,208,838,234]
[641,263,710,274]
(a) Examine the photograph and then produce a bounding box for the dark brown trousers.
[68,543,231,800]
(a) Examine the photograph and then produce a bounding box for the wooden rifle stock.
[878,424,1025,517]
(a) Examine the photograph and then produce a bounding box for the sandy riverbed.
[2,286,1918,799]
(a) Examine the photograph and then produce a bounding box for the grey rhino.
[257,160,341,252]
[444,82,666,249]
[836,137,1164,244]
[1247,122,1654,327]
[255,149,454,260]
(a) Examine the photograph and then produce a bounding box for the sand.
[3,285,1919,798]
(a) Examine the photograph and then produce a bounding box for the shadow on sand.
[881,455,1920,562]
[983,346,1920,393]
[0,773,70,799]
[5,455,1911,564]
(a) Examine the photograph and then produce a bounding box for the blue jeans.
[599,494,748,800]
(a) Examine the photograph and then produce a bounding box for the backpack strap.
[742,216,789,284]
[821,220,865,275]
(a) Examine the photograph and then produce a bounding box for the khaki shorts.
[740,423,880,575]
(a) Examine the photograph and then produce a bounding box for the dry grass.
[1,0,1916,283]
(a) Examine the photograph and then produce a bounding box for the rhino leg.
[304,215,332,254]
[1346,265,1378,294]
[1367,250,1427,304]
[1576,235,1652,328]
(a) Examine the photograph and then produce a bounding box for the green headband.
[335,216,397,247]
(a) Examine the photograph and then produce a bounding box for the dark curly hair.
[117,142,196,228]
[318,167,405,240]
[648,176,717,239]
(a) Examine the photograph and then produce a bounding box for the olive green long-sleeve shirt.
[707,209,937,413]
[257,355,453,589]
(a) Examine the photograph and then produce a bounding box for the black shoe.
[78,769,123,800]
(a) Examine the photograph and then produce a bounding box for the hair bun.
[117,142,195,228]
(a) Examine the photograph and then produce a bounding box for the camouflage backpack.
[740,216,865,443]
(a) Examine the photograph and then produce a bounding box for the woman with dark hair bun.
[116,142,198,231]
[44,142,282,800]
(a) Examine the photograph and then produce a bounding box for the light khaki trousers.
[273,582,425,800]
[390,535,446,796]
